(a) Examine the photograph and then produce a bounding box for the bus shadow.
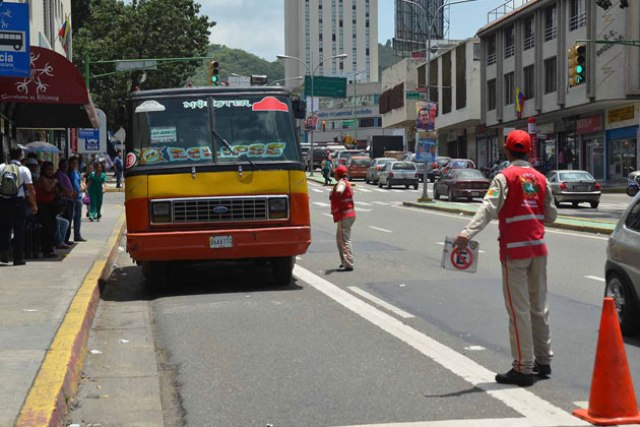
[100,261,303,303]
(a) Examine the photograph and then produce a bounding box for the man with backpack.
[0,147,38,265]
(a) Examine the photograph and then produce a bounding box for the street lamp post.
[400,0,479,202]
[278,53,348,176]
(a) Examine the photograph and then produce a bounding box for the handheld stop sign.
[441,236,480,274]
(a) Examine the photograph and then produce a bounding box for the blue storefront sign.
[79,128,100,152]
[0,2,30,78]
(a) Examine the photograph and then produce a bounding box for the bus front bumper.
[127,226,311,262]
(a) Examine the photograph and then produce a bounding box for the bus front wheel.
[272,256,294,287]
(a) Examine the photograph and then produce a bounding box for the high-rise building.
[283,0,379,88]
[393,0,445,57]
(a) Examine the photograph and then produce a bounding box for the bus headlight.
[151,201,172,223]
[268,197,288,219]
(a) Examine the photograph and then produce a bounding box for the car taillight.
[376,166,381,171]
[560,182,567,190]
[595,182,601,190]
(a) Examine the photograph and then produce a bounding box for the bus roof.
[129,86,292,99]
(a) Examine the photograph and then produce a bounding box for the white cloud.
[200,0,285,61]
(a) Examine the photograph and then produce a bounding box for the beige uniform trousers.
[501,255,553,374]
[336,216,355,267]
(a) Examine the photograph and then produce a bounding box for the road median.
[15,213,126,427]
[402,200,616,235]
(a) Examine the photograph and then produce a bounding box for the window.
[456,44,466,110]
[523,16,535,50]
[332,33,336,41]
[442,52,452,114]
[319,33,323,41]
[544,57,557,94]
[487,79,496,111]
[504,72,515,105]
[366,47,370,56]
[545,5,557,41]
[339,19,343,27]
[473,43,481,61]
[487,36,497,65]
[523,65,535,100]
[625,200,640,231]
[504,25,515,58]
[569,0,586,31]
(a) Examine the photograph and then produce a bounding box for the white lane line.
[294,265,587,427]
[322,213,333,218]
[311,188,324,193]
[573,401,589,408]
[585,275,605,283]
[355,201,374,206]
[357,188,372,193]
[369,226,392,233]
[374,188,387,192]
[335,418,535,427]
[348,287,415,319]
[313,202,331,207]
[372,201,391,206]
[358,208,373,212]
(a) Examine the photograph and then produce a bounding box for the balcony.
[569,13,586,31]
[504,44,515,59]
[544,26,557,41]
[524,34,535,50]
[487,52,497,65]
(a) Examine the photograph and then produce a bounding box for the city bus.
[123,87,311,286]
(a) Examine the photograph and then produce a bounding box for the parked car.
[546,170,601,208]
[441,158,476,175]
[428,156,452,182]
[433,168,491,202]
[605,193,640,335]
[346,156,372,180]
[378,161,419,189]
[365,157,396,184]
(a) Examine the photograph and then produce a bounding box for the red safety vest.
[498,165,548,262]
[330,179,356,222]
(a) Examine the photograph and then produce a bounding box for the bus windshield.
[131,95,300,167]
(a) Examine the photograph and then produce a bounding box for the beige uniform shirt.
[461,160,558,239]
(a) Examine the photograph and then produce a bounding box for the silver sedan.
[546,170,602,208]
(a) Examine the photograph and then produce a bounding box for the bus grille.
[172,197,269,223]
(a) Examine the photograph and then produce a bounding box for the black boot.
[495,369,534,386]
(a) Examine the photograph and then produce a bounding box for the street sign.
[227,75,251,87]
[342,119,355,128]
[304,75,347,98]
[441,236,479,273]
[115,60,158,72]
[76,109,107,154]
[0,2,30,77]
[406,91,423,100]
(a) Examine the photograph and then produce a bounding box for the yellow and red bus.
[123,87,311,286]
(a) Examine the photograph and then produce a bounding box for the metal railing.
[487,52,497,65]
[524,34,535,50]
[569,12,586,31]
[504,44,515,58]
[544,26,557,41]
[487,0,533,23]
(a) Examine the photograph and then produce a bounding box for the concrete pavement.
[0,193,125,427]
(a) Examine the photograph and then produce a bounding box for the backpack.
[0,164,21,198]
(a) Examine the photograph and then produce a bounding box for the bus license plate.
[210,235,233,249]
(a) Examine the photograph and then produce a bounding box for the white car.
[378,161,419,189]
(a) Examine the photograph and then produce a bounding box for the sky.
[200,0,509,62]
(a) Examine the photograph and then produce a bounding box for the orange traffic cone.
[573,297,640,426]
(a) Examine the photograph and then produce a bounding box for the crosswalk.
[309,185,421,194]
[311,200,397,209]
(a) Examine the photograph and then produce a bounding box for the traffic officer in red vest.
[455,129,557,387]
[330,165,356,272]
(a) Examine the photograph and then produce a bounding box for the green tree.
[73,0,214,128]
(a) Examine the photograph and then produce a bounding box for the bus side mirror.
[292,98,306,119]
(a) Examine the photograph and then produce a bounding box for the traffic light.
[568,44,586,87]
[208,60,219,86]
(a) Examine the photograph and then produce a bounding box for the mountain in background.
[190,44,285,86]
[190,42,401,87]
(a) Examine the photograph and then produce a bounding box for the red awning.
[0,47,99,128]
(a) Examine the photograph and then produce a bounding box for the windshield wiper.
[211,128,255,170]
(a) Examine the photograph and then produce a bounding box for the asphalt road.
[73,181,640,427]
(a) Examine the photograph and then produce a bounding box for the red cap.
[334,165,348,177]
[505,130,531,154]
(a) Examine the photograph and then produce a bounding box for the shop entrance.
[608,137,637,180]
[585,138,605,180]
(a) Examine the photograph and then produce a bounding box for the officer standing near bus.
[454,130,557,387]
[330,165,356,272]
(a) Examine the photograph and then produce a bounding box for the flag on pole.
[58,14,71,53]
[515,87,526,118]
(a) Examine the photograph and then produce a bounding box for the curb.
[402,201,615,236]
[15,212,127,427]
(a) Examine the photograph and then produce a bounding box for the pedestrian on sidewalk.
[330,165,356,272]
[83,163,93,218]
[454,130,557,387]
[35,162,58,258]
[0,147,37,265]
[114,150,124,188]
[87,162,107,222]
[321,154,332,186]
[68,157,86,242]
[55,158,74,245]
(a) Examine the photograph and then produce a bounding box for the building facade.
[284,0,379,86]
[479,0,640,181]
[393,0,444,57]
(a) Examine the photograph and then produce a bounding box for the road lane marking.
[313,202,331,207]
[311,188,324,193]
[294,265,587,427]
[369,226,392,233]
[335,418,536,427]
[348,287,415,319]
[585,275,605,283]
[322,213,333,218]
[372,201,391,206]
[355,201,374,206]
[357,208,373,212]
[374,188,387,192]
[357,188,372,193]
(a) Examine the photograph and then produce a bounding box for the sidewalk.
[0,193,125,427]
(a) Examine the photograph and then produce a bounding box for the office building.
[393,0,445,57]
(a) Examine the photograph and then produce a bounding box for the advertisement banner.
[415,131,437,164]
[416,101,438,131]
